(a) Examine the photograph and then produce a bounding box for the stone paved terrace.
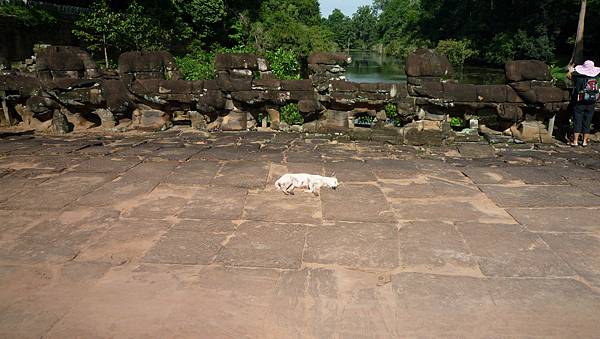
[1,129,600,338]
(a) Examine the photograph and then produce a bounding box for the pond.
[345,50,506,85]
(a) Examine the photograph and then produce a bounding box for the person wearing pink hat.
[569,60,600,146]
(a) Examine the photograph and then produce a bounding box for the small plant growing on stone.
[385,103,402,127]
[280,103,303,125]
[450,116,465,130]
[354,115,374,127]
[258,112,271,126]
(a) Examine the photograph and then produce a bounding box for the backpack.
[576,76,599,104]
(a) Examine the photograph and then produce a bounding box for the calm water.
[345,50,505,85]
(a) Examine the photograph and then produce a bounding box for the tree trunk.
[569,0,587,69]
[103,35,109,69]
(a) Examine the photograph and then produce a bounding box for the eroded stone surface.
[215,221,305,269]
[457,222,575,277]
[304,221,399,269]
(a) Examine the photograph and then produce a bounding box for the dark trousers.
[573,104,595,133]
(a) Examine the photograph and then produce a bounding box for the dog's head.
[325,177,338,189]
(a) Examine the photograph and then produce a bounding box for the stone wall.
[0,46,579,144]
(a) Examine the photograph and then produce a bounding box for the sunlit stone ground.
[1,129,599,337]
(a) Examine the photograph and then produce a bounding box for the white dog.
[275,173,338,196]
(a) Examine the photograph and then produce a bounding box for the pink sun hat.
[575,60,600,77]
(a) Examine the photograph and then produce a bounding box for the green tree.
[323,9,353,50]
[377,0,428,57]
[351,6,378,49]
[172,0,225,42]
[120,1,169,51]
[250,0,334,56]
[73,0,123,68]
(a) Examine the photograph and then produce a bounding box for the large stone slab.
[75,176,159,207]
[1,188,81,210]
[0,210,51,257]
[508,207,600,232]
[163,266,281,338]
[392,196,515,224]
[45,264,206,338]
[502,166,570,185]
[286,150,324,163]
[304,221,398,269]
[272,267,397,338]
[323,160,376,182]
[480,185,600,207]
[567,178,600,195]
[6,208,120,263]
[178,186,247,220]
[0,168,57,188]
[461,166,522,184]
[487,278,600,337]
[0,262,111,339]
[37,171,117,195]
[391,273,503,336]
[0,155,83,171]
[243,191,321,224]
[399,221,479,274]
[321,183,396,223]
[163,160,221,186]
[215,221,305,269]
[213,160,269,189]
[457,222,574,277]
[72,156,141,173]
[144,220,235,265]
[77,218,171,265]
[380,179,480,200]
[147,146,202,161]
[542,233,600,287]
[123,184,195,219]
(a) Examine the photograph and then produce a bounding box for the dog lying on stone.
[275,173,338,196]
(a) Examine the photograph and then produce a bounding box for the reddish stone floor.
[1,129,600,337]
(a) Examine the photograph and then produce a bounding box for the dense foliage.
[0,3,57,26]
[9,0,593,72]
[280,103,303,126]
[70,0,334,75]
[265,49,301,80]
[436,39,478,70]
[323,0,600,66]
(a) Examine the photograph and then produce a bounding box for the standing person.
[569,60,600,146]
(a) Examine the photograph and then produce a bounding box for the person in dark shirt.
[568,60,600,146]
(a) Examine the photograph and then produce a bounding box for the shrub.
[280,103,303,125]
[175,52,215,80]
[176,42,256,80]
[385,103,402,127]
[436,39,478,71]
[483,27,555,65]
[265,48,301,80]
[385,36,430,59]
[450,116,465,127]
[550,64,568,82]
